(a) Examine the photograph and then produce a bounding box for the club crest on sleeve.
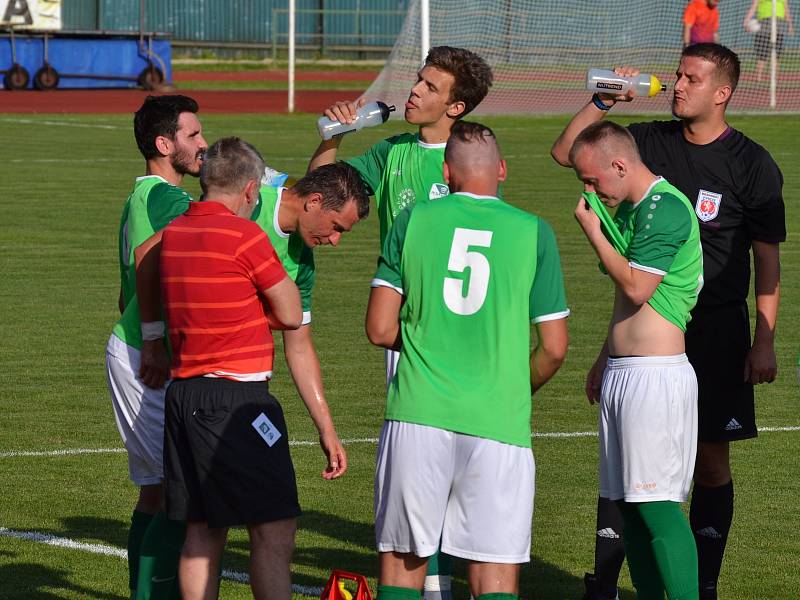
[695,189,722,222]
[429,183,449,200]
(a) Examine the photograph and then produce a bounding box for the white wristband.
[141,321,165,341]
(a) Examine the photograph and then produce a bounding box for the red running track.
[172,70,377,82]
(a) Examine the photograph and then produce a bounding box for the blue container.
[0,32,171,89]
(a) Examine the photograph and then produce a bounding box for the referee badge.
[696,189,722,222]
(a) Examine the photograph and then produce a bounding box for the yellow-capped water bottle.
[586,68,666,97]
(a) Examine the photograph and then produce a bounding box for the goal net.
[361,0,799,115]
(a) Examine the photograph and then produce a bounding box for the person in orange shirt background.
[684,0,721,46]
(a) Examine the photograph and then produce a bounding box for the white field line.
[0,117,123,130]
[0,527,324,596]
[2,426,799,459]
[10,158,139,164]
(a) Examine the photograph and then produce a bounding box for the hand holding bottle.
[317,100,396,140]
[588,66,657,107]
[322,98,366,127]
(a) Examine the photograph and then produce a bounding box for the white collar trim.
[416,134,446,149]
[273,187,290,238]
[136,175,169,184]
[632,176,664,209]
[455,192,500,201]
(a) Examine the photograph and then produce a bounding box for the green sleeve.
[373,204,412,292]
[295,245,316,318]
[530,219,569,322]
[628,194,691,274]
[146,182,192,232]
[345,138,393,196]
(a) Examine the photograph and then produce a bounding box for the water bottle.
[317,101,396,140]
[586,69,666,97]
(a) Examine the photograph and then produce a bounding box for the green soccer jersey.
[347,133,449,246]
[251,185,316,323]
[112,176,192,349]
[373,192,570,448]
[117,176,192,307]
[610,178,704,331]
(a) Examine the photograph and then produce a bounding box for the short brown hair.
[200,137,264,196]
[425,46,493,117]
[569,121,640,165]
[682,43,740,92]
[293,162,370,220]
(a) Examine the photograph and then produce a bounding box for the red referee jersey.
[160,201,288,380]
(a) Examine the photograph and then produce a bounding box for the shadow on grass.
[25,516,129,551]
[222,509,636,600]
[17,510,636,598]
[0,559,126,600]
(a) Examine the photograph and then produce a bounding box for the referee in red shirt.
[160,137,303,600]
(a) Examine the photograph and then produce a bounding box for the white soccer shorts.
[599,354,698,503]
[374,420,534,564]
[105,333,169,486]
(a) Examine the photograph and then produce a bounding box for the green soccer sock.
[620,501,699,600]
[377,585,422,600]
[135,512,187,600]
[618,501,665,599]
[476,593,518,600]
[128,510,155,594]
[638,502,699,600]
[426,548,453,577]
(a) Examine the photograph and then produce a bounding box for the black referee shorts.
[754,25,785,60]
[685,302,756,443]
[164,377,301,528]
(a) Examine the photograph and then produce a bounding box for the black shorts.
[754,24,785,60]
[686,303,756,442]
[164,377,301,528]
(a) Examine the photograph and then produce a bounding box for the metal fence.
[61,0,410,58]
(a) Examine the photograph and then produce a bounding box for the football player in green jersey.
[106,94,207,600]
[136,160,370,466]
[309,46,492,246]
[571,121,703,600]
[134,158,370,598]
[309,46,494,600]
[366,121,569,600]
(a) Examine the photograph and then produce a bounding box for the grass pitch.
[0,112,797,599]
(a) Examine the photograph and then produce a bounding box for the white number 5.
[443,228,493,315]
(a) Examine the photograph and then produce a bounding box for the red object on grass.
[321,570,373,600]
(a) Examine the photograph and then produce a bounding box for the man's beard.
[171,145,201,176]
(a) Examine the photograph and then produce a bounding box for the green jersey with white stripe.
[117,176,192,308]
[112,176,192,349]
[373,192,569,448]
[252,186,316,324]
[612,178,704,331]
[347,133,449,246]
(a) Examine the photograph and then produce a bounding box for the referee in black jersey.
[552,43,785,600]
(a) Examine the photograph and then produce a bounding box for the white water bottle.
[586,69,666,97]
[317,101,396,140]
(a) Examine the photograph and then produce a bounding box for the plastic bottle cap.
[648,75,664,97]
